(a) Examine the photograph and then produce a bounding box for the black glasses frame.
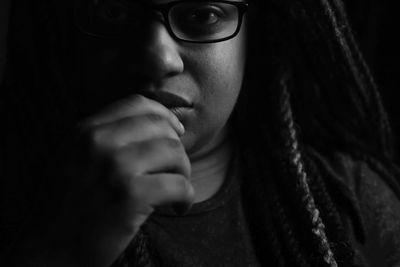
[74,0,249,43]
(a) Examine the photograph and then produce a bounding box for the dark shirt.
[1,153,399,267]
[146,160,261,267]
[326,153,400,267]
[143,152,400,267]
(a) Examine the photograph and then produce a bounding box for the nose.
[137,21,184,82]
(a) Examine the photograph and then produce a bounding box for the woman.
[1,0,399,266]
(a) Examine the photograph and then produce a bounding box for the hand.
[32,95,195,267]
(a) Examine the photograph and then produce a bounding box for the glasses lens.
[75,0,142,37]
[169,1,239,42]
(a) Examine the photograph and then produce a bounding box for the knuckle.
[90,128,119,154]
[145,113,165,124]
[176,176,189,193]
[142,114,173,136]
[169,139,187,162]
[111,149,129,169]
[157,138,182,156]
[91,129,105,147]
[182,155,191,174]
[111,148,140,176]
[154,177,170,194]
[130,94,148,106]
[163,137,183,150]
[160,138,190,176]
[159,175,187,196]
[175,177,192,200]
[108,162,143,198]
[128,181,146,202]
[84,128,109,153]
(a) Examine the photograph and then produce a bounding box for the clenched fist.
[26,95,195,267]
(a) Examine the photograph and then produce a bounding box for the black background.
[346,0,400,152]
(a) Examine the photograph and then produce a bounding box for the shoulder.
[328,152,400,226]
[308,149,400,267]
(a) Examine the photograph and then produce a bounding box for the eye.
[170,2,236,31]
[95,1,130,23]
[187,6,224,25]
[170,2,238,40]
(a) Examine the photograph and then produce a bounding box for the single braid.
[235,90,309,266]
[303,152,362,266]
[307,150,367,243]
[269,186,310,267]
[277,76,338,267]
[304,156,345,238]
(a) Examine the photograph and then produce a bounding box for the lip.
[141,91,193,109]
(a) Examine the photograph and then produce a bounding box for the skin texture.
[33,1,248,266]
[70,12,247,161]
[69,1,247,200]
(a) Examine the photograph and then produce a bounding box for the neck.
[189,134,232,203]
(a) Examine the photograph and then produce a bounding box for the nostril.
[165,69,182,78]
[127,21,184,81]
[141,43,184,80]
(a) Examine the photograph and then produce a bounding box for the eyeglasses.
[74,0,249,43]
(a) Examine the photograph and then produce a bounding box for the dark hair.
[1,0,400,266]
[231,0,400,266]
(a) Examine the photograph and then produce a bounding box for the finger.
[91,113,181,152]
[132,173,195,212]
[82,95,184,136]
[112,137,191,179]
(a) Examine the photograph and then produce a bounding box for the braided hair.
[232,0,400,266]
[1,0,399,266]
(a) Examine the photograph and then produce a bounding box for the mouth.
[141,91,193,109]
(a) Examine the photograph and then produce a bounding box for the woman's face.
[70,0,247,159]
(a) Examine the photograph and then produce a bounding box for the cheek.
[189,35,247,123]
[181,38,246,154]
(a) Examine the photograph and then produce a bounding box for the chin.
[182,127,226,161]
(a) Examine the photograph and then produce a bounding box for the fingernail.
[178,121,185,135]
